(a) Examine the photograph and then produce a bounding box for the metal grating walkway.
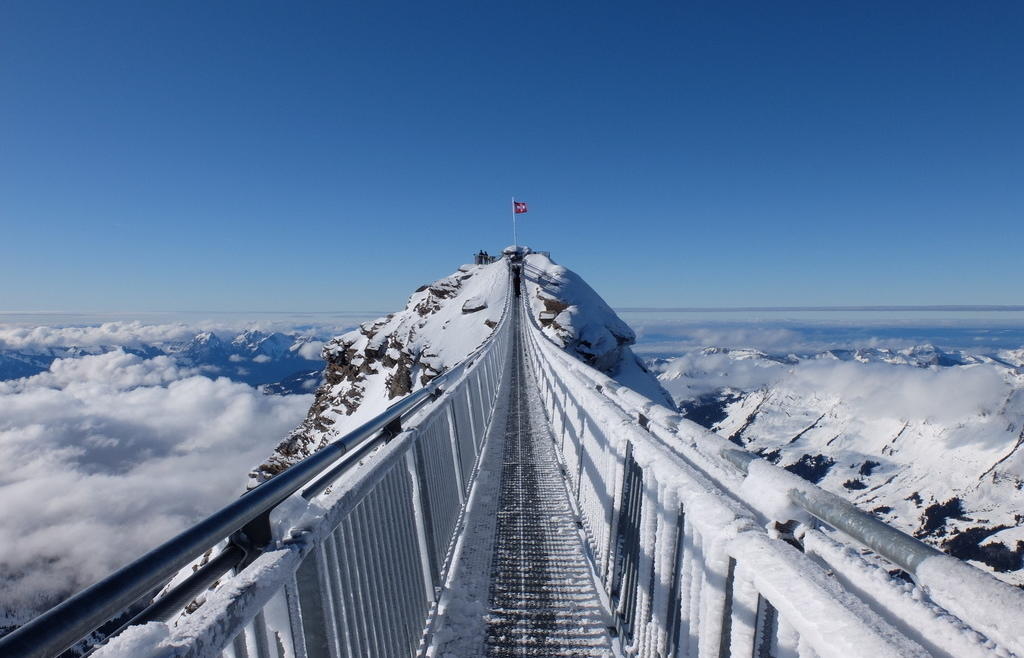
[430,304,616,657]
[481,318,615,656]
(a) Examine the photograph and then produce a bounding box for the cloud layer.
[627,317,1024,356]
[784,359,1012,425]
[0,321,197,351]
[0,313,385,356]
[0,351,310,623]
[0,317,370,353]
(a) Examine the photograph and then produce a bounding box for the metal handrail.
[0,264,513,658]
[522,286,944,576]
[718,447,943,573]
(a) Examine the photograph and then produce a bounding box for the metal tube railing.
[789,487,942,572]
[719,447,943,574]
[0,267,514,658]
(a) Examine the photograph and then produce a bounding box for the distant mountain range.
[0,329,326,392]
[650,344,1024,585]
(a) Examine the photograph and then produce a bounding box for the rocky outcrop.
[250,259,509,484]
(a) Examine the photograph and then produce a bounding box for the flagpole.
[511,196,518,247]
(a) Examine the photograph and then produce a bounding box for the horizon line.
[2,305,1024,316]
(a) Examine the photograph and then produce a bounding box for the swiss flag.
[513,201,528,214]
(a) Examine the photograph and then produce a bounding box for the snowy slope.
[251,259,509,483]
[522,252,674,407]
[655,347,1024,584]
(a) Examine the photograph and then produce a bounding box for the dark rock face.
[859,460,881,476]
[783,454,836,484]
[916,497,968,537]
[906,496,1024,573]
[539,296,569,324]
[252,323,434,482]
[415,277,462,316]
[942,526,1024,572]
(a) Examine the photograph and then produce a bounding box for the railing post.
[664,504,687,658]
[575,414,586,501]
[461,385,477,451]
[292,545,335,658]
[283,571,309,658]
[473,369,487,441]
[561,382,570,453]
[751,593,779,658]
[445,405,466,503]
[404,450,437,604]
[602,435,627,584]
[717,557,737,658]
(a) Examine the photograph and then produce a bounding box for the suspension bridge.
[2,251,1022,658]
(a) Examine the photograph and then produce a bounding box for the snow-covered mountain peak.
[192,331,219,345]
[521,251,674,408]
[231,328,267,349]
[252,249,680,482]
[228,329,292,358]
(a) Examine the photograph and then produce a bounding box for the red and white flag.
[513,201,528,214]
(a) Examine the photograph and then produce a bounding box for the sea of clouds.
[782,359,1013,427]
[0,349,312,624]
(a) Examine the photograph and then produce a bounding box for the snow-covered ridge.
[654,345,1024,585]
[522,252,674,407]
[251,259,510,483]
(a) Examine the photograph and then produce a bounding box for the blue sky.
[2,1,1021,312]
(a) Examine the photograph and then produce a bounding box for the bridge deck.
[432,313,617,656]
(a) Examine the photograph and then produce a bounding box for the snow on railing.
[520,297,1024,658]
[1,270,514,658]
